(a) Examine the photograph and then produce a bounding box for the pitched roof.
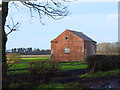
[68,30,96,43]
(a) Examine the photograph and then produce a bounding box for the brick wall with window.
[51,29,96,61]
[51,30,85,61]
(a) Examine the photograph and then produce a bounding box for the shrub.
[7,53,21,63]
[108,55,120,69]
[29,61,61,74]
[86,55,120,72]
[29,61,61,87]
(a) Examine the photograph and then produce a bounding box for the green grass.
[20,58,50,62]
[7,57,50,62]
[79,68,120,78]
[9,82,82,89]
[36,82,65,89]
[36,82,81,89]
[7,70,30,75]
[9,82,65,89]
[8,60,87,71]
[60,61,86,65]
[59,61,87,71]
[7,63,30,75]
[8,63,30,70]
[7,57,87,75]
[7,61,87,75]
[61,64,87,71]
[9,82,29,88]
[7,62,87,72]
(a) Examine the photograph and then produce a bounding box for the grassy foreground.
[6,58,87,88]
[7,61,87,75]
[7,56,120,77]
[9,81,81,89]
[79,68,120,78]
[7,56,87,75]
[36,82,80,89]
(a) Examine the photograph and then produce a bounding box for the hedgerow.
[86,55,120,72]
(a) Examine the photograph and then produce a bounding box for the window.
[91,44,95,55]
[85,48,87,58]
[66,36,69,40]
[65,47,70,54]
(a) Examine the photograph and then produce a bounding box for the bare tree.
[97,42,119,55]
[2,1,69,62]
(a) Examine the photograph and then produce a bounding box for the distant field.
[7,55,51,62]
[20,55,51,58]
[21,55,51,62]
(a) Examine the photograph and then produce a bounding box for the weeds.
[7,53,21,63]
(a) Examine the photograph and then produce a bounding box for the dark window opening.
[66,36,69,40]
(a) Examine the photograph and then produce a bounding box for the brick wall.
[84,41,96,58]
[51,30,84,61]
[51,30,96,61]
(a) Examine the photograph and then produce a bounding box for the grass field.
[20,55,50,62]
[79,69,120,78]
[20,55,51,58]
[36,82,80,89]
[7,55,87,75]
[7,55,120,76]
[61,62,87,71]
[8,62,87,70]
[7,61,87,75]
[9,81,80,89]
[20,57,50,62]
[7,55,51,62]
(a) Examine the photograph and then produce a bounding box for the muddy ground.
[51,69,120,89]
[3,69,120,89]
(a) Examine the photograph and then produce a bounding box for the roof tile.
[68,30,96,42]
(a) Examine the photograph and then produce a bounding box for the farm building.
[51,29,97,61]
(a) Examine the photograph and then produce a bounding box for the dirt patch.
[51,69,120,89]
[3,69,120,89]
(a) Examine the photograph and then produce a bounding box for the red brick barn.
[51,29,97,61]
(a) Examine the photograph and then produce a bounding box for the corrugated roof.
[68,30,96,42]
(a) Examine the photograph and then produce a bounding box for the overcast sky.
[2,1,118,50]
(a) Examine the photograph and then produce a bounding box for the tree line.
[6,42,119,55]
[7,47,51,55]
[97,42,120,55]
